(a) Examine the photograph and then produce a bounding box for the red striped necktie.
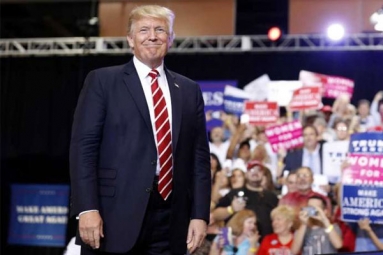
[148,69,173,200]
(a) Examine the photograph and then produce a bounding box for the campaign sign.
[289,86,321,111]
[341,185,383,223]
[8,184,70,247]
[265,120,304,152]
[223,85,250,116]
[199,81,237,130]
[342,154,383,186]
[299,70,354,99]
[322,140,349,183]
[244,101,279,126]
[349,132,383,154]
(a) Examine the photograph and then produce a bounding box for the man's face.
[210,127,224,143]
[335,122,349,141]
[358,103,369,117]
[303,127,318,149]
[127,17,172,68]
[286,174,297,193]
[246,165,264,184]
[296,168,313,191]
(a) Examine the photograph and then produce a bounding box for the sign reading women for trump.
[199,80,237,130]
[342,154,383,186]
[8,184,70,247]
[265,120,303,152]
[341,132,383,223]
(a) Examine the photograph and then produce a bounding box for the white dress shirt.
[302,144,321,175]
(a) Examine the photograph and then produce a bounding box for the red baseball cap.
[321,105,332,112]
[247,160,265,171]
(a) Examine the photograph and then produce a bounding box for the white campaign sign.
[243,74,270,101]
[267,81,303,106]
[322,140,350,183]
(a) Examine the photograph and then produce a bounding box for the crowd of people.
[198,91,383,255]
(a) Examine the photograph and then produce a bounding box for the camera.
[303,206,317,217]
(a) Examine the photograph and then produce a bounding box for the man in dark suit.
[70,5,211,255]
[283,125,324,175]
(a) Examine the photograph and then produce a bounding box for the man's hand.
[186,219,207,254]
[79,211,104,249]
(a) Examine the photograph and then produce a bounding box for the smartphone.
[219,227,233,246]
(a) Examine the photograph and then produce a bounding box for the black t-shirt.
[216,187,279,238]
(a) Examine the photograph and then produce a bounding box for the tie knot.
[148,69,159,79]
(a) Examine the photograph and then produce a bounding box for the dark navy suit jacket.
[69,60,211,253]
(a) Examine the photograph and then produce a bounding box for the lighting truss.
[1,33,383,57]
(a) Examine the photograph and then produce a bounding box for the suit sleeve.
[69,70,106,217]
[191,83,211,222]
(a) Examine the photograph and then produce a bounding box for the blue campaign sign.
[198,80,237,130]
[223,95,246,116]
[8,184,70,247]
[349,132,383,154]
[341,185,383,224]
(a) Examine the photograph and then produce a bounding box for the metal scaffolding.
[1,33,383,57]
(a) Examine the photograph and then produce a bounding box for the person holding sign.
[70,5,211,255]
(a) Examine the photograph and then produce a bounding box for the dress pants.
[81,178,185,255]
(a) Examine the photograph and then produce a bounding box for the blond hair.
[271,205,295,225]
[128,5,175,40]
[226,209,256,236]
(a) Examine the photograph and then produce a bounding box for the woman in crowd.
[230,168,246,189]
[211,153,222,181]
[209,209,260,255]
[257,205,295,255]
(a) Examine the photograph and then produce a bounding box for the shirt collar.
[303,144,320,155]
[133,56,165,81]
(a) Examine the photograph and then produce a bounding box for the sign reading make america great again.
[8,184,70,247]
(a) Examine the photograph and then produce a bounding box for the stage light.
[326,24,345,41]
[268,27,282,41]
[370,6,383,32]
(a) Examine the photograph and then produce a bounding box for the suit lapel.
[122,61,153,133]
[165,68,182,155]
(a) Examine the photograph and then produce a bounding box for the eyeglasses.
[336,126,348,131]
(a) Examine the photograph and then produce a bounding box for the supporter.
[313,117,335,143]
[209,209,260,255]
[328,94,350,128]
[356,99,376,132]
[212,160,279,239]
[230,167,246,189]
[257,205,295,255]
[210,126,231,165]
[370,91,383,126]
[357,218,383,251]
[211,153,222,181]
[279,167,331,213]
[333,119,350,141]
[331,183,356,252]
[280,171,298,196]
[291,195,342,255]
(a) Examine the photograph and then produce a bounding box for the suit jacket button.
[151,160,156,165]
[146,187,152,193]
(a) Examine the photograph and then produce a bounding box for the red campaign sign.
[289,86,321,111]
[299,70,354,99]
[244,101,279,126]
[265,120,304,152]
